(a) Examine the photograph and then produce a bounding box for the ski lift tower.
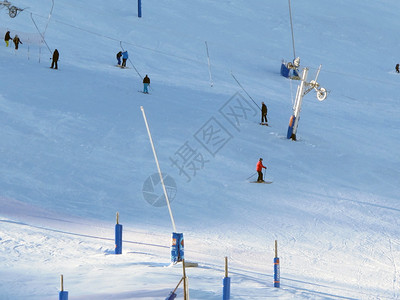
[287,65,328,141]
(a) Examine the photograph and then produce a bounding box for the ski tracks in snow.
[350,195,400,299]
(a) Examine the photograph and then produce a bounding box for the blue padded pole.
[59,291,68,300]
[115,212,123,254]
[274,240,280,288]
[171,232,184,263]
[274,257,280,288]
[223,277,231,300]
[138,0,142,18]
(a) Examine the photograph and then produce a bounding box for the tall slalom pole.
[141,106,177,232]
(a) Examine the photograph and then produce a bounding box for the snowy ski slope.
[0,0,400,299]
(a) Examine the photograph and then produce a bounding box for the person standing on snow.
[121,50,128,68]
[256,158,267,182]
[116,51,122,66]
[51,49,59,69]
[143,74,150,94]
[4,31,12,47]
[396,64,399,73]
[261,102,268,124]
[13,34,22,50]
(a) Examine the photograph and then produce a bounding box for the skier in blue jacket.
[121,51,128,68]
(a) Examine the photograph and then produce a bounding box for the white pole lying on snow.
[140,106,177,232]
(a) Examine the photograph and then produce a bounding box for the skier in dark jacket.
[256,158,267,182]
[396,64,399,73]
[121,51,128,67]
[116,51,122,66]
[12,34,22,50]
[4,31,12,47]
[143,75,150,93]
[261,102,268,124]
[51,49,59,69]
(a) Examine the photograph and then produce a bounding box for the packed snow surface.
[1,0,400,299]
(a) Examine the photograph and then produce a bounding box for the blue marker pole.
[223,256,231,300]
[138,0,142,18]
[59,275,68,300]
[274,240,280,288]
[115,212,123,255]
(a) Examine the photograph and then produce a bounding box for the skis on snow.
[250,181,273,184]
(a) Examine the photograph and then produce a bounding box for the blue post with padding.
[171,232,184,264]
[274,257,280,288]
[115,212,122,255]
[59,275,68,300]
[138,0,142,18]
[59,291,68,300]
[222,256,231,299]
[274,240,280,288]
[223,277,231,300]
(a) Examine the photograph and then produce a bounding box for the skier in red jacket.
[256,158,267,182]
